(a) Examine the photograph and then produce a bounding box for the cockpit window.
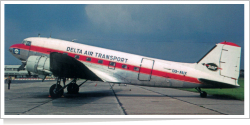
[22,40,27,44]
[22,40,31,46]
[26,41,31,46]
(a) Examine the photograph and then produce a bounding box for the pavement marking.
[141,87,226,115]
[109,83,128,115]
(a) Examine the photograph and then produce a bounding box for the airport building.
[4,65,36,78]
[4,65,54,80]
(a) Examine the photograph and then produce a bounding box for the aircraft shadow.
[50,89,123,107]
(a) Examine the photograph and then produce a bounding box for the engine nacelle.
[26,56,51,75]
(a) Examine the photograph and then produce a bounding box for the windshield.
[22,40,27,44]
[22,40,31,46]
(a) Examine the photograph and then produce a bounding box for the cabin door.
[138,58,155,81]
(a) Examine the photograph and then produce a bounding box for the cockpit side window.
[26,41,31,46]
[22,40,31,46]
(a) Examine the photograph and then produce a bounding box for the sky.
[3,4,245,69]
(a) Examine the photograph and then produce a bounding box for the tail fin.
[196,41,241,87]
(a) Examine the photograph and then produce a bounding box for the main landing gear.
[67,79,79,94]
[49,78,88,98]
[195,87,207,98]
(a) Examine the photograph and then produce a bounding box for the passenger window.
[63,53,68,55]
[134,67,139,71]
[98,60,103,64]
[122,65,127,69]
[75,55,79,59]
[86,57,91,61]
[109,62,116,66]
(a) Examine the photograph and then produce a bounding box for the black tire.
[67,83,79,94]
[67,83,73,94]
[74,84,79,94]
[49,84,64,98]
[200,91,207,98]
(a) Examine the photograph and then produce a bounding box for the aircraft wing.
[83,62,129,83]
[48,53,127,83]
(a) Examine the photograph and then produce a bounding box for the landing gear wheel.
[67,83,79,94]
[200,91,207,98]
[195,87,207,98]
[49,84,64,98]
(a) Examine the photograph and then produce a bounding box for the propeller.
[17,62,26,71]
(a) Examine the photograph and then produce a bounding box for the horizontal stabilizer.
[198,78,239,88]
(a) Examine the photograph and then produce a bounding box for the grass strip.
[179,78,244,101]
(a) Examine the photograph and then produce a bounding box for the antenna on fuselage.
[72,39,77,42]
[38,33,40,37]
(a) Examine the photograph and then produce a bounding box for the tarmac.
[4,80,244,115]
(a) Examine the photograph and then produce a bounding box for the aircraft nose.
[9,43,26,61]
[9,44,20,54]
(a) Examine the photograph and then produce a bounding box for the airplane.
[9,37,241,98]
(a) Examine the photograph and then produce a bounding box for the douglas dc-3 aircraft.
[9,37,241,98]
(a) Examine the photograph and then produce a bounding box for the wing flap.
[83,63,128,83]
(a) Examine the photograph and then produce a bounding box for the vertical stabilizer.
[196,41,241,87]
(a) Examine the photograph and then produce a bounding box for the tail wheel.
[200,91,207,98]
[195,87,207,98]
[67,83,79,94]
[49,84,64,98]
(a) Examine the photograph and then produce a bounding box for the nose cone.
[9,43,29,61]
[9,44,22,59]
[9,44,15,53]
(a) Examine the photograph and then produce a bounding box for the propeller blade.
[18,62,26,71]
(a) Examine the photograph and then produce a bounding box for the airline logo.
[202,63,221,71]
[13,48,20,55]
